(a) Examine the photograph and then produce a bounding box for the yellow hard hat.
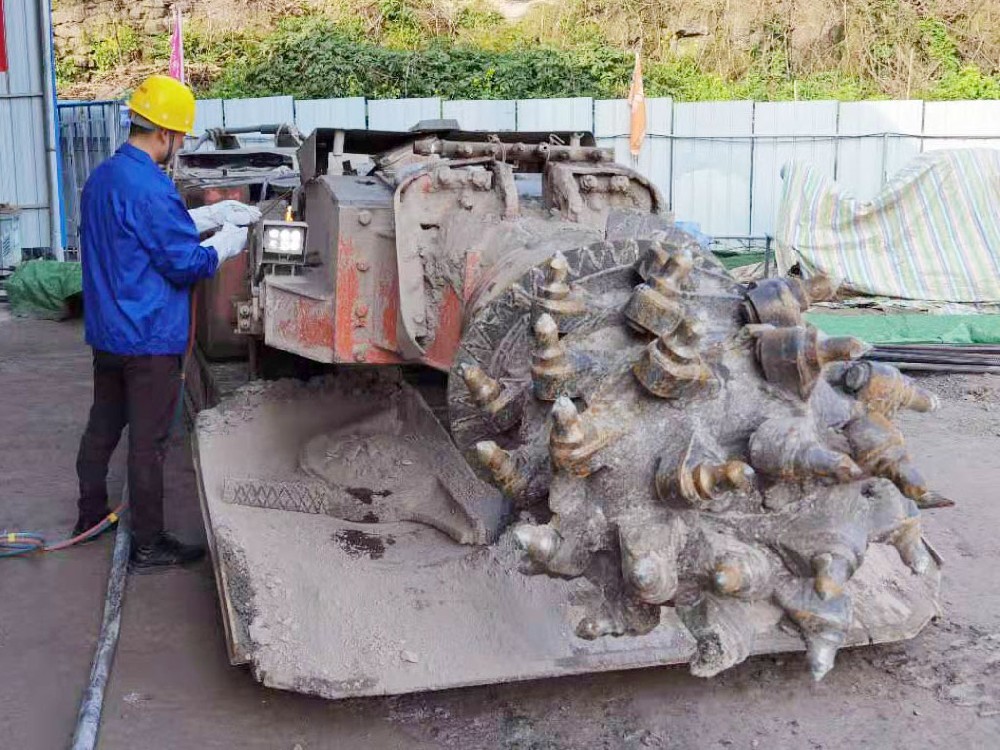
[127,75,196,134]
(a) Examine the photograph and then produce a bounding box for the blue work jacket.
[80,143,220,356]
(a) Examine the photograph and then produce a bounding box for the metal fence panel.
[442,99,516,131]
[593,97,672,202]
[193,98,225,135]
[671,101,754,237]
[0,0,52,252]
[922,101,1000,152]
[836,100,923,200]
[751,101,838,235]
[295,97,367,135]
[0,97,18,216]
[368,98,442,131]
[223,96,296,130]
[516,98,593,132]
[58,102,128,252]
[0,0,42,96]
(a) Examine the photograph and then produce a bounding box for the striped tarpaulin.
[774,149,1000,303]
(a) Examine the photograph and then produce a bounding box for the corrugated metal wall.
[58,94,1000,249]
[0,0,57,253]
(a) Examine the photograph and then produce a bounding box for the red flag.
[627,50,646,158]
[0,0,8,74]
[168,5,185,83]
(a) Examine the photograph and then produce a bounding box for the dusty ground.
[1,315,998,749]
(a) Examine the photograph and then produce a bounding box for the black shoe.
[71,513,118,544]
[130,533,206,570]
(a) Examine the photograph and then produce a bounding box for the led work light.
[258,220,308,265]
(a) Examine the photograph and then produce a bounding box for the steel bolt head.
[630,557,660,589]
[513,524,558,563]
[533,313,559,344]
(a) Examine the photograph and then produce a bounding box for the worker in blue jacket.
[75,75,259,569]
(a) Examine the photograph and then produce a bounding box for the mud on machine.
[186,121,947,699]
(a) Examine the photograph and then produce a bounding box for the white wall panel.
[516,98,593,132]
[752,101,838,235]
[442,100,516,131]
[367,98,442,131]
[294,97,366,135]
[192,99,224,135]
[672,101,754,236]
[223,96,296,130]
[0,0,53,250]
[923,101,1000,152]
[837,101,923,200]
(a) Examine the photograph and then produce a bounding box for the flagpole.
[177,5,185,85]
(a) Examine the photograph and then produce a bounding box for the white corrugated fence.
[57,95,1000,252]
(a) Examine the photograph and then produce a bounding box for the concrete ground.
[2,315,999,750]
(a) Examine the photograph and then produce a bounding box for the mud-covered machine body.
[190,123,946,700]
[227,123,663,370]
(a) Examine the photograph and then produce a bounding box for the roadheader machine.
[185,122,945,699]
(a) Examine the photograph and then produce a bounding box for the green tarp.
[5,260,83,320]
[713,250,766,270]
[806,312,1000,345]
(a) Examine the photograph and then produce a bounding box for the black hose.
[69,481,131,750]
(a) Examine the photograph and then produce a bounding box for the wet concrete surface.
[2,315,999,749]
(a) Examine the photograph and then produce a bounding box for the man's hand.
[201,222,249,264]
[189,200,262,234]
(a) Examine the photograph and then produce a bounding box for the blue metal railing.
[57,100,128,255]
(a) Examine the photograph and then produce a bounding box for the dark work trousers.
[75,350,182,546]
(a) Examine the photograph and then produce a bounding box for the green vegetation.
[56,0,1000,102]
[88,25,142,71]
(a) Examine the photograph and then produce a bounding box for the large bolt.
[633,321,717,400]
[475,441,527,497]
[691,460,755,501]
[625,552,678,604]
[460,363,501,406]
[460,363,523,431]
[623,283,684,336]
[551,396,586,447]
[749,417,864,484]
[512,523,560,564]
[548,396,606,476]
[844,413,953,508]
[754,326,870,399]
[610,175,630,193]
[742,274,835,327]
[798,444,865,483]
[711,546,773,600]
[811,552,853,600]
[531,314,581,400]
[541,252,571,301]
[535,252,586,321]
[636,243,695,296]
[890,517,933,575]
[837,361,941,417]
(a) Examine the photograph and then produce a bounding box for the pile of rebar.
[868,345,1000,374]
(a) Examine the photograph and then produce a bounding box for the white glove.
[189,200,262,234]
[202,222,249,264]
